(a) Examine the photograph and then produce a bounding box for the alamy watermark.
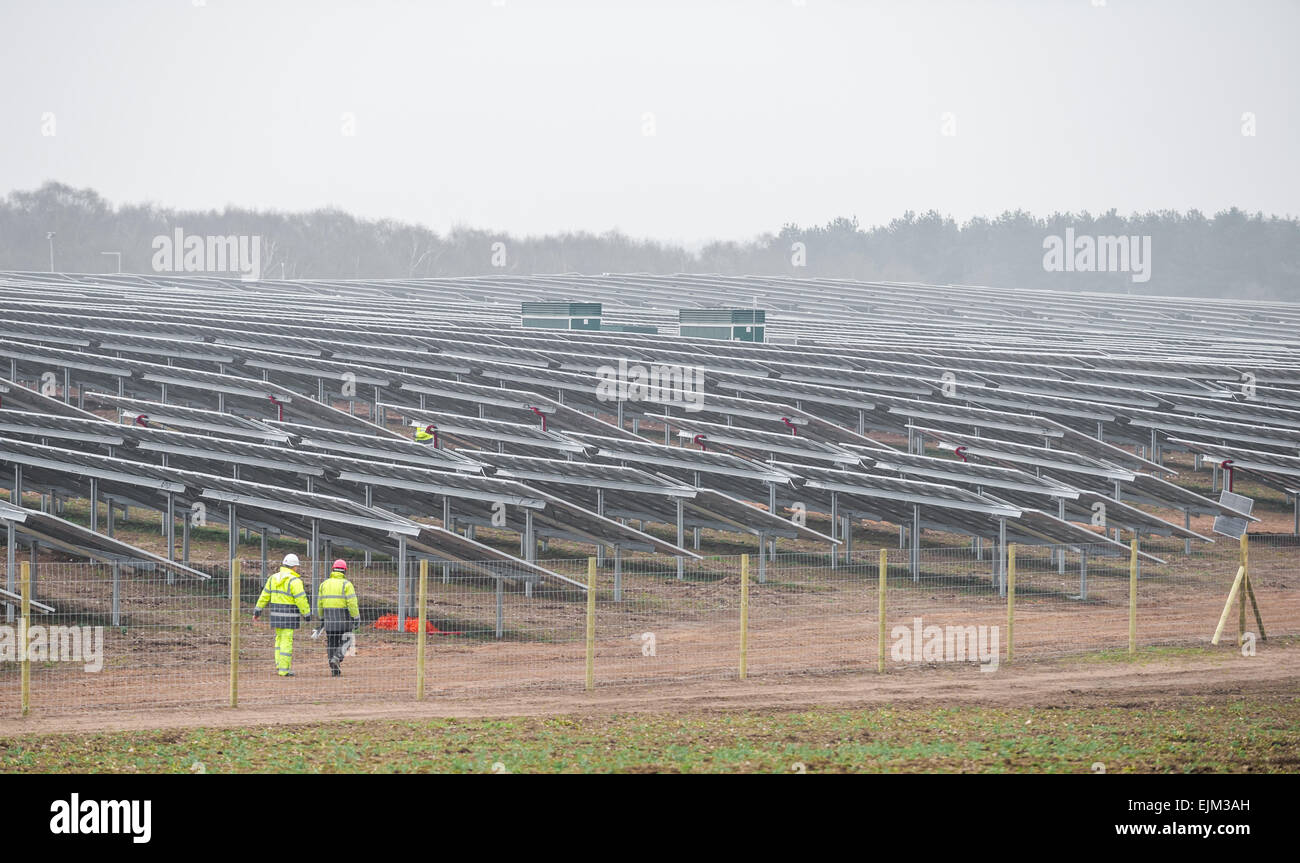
[0,623,104,672]
[1042,227,1151,284]
[152,228,262,281]
[891,617,999,671]
[595,359,705,412]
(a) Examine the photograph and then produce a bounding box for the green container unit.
[601,324,659,334]
[521,302,602,330]
[679,308,765,342]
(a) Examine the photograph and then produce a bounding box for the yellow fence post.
[1211,565,1246,645]
[1128,537,1138,654]
[20,560,30,716]
[739,554,749,680]
[585,556,596,691]
[1006,544,1016,664]
[229,559,240,708]
[1242,532,1266,641]
[416,558,428,700]
[877,548,887,673]
[1238,533,1247,646]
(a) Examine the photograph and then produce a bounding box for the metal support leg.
[4,520,13,623]
[111,561,121,626]
[396,536,407,630]
[997,518,1007,596]
[595,490,605,566]
[364,485,373,566]
[166,492,176,563]
[675,497,685,580]
[910,504,920,581]
[1058,499,1066,574]
[757,533,767,584]
[89,478,98,532]
[830,491,839,570]
[495,577,504,639]
[613,544,623,602]
[1079,550,1088,601]
[524,510,535,563]
[310,518,321,614]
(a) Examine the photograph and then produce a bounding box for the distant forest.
[2,182,1297,300]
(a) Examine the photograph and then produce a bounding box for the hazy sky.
[3,0,1297,244]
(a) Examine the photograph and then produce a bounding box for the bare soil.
[2,639,1297,737]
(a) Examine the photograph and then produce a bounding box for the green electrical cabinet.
[679,309,765,342]
[521,302,602,330]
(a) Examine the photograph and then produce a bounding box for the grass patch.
[3,698,1298,773]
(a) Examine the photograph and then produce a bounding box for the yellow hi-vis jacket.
[255,566,311,630]
[414,426,434,443]
[318,571,360,634]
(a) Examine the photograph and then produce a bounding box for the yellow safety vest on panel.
[255,566,311,630]
[415,426,434,443]
[318,571,360,634]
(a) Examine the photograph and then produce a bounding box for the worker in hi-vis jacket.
[253,553,312,677]
[317,559,361,676]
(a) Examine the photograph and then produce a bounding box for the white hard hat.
[282,553,300,567]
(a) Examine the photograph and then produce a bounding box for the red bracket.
[267,394,284,422]
[955,446,968,463]
[780,417,798,436]
[528,406,548,432]
[1221,459,1235,492]
[693,434,707,452]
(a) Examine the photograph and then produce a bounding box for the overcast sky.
[3,0,1296,244]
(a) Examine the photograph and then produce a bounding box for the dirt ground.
[2,639,1296,737]
[2,539,1294,722]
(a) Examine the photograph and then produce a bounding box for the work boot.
[329,657,341,677]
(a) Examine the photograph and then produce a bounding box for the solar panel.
[1213,491,1254,540]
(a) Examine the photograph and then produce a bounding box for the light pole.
[100,251,122,273]
[46,232,55,272]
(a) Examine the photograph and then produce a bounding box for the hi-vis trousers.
[274,628,296,675]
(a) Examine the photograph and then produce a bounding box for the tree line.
[2,182,1296,300]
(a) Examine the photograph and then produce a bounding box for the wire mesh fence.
[1,535,1296,718]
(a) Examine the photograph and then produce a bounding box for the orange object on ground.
[372,614,459,634]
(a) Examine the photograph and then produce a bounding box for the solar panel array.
[0,269,1296,585]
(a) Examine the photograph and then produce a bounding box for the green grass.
[3,698,1298,773]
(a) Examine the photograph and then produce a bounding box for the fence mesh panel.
[1,536,1296,718]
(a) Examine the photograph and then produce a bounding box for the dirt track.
[3,639,1296,736]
